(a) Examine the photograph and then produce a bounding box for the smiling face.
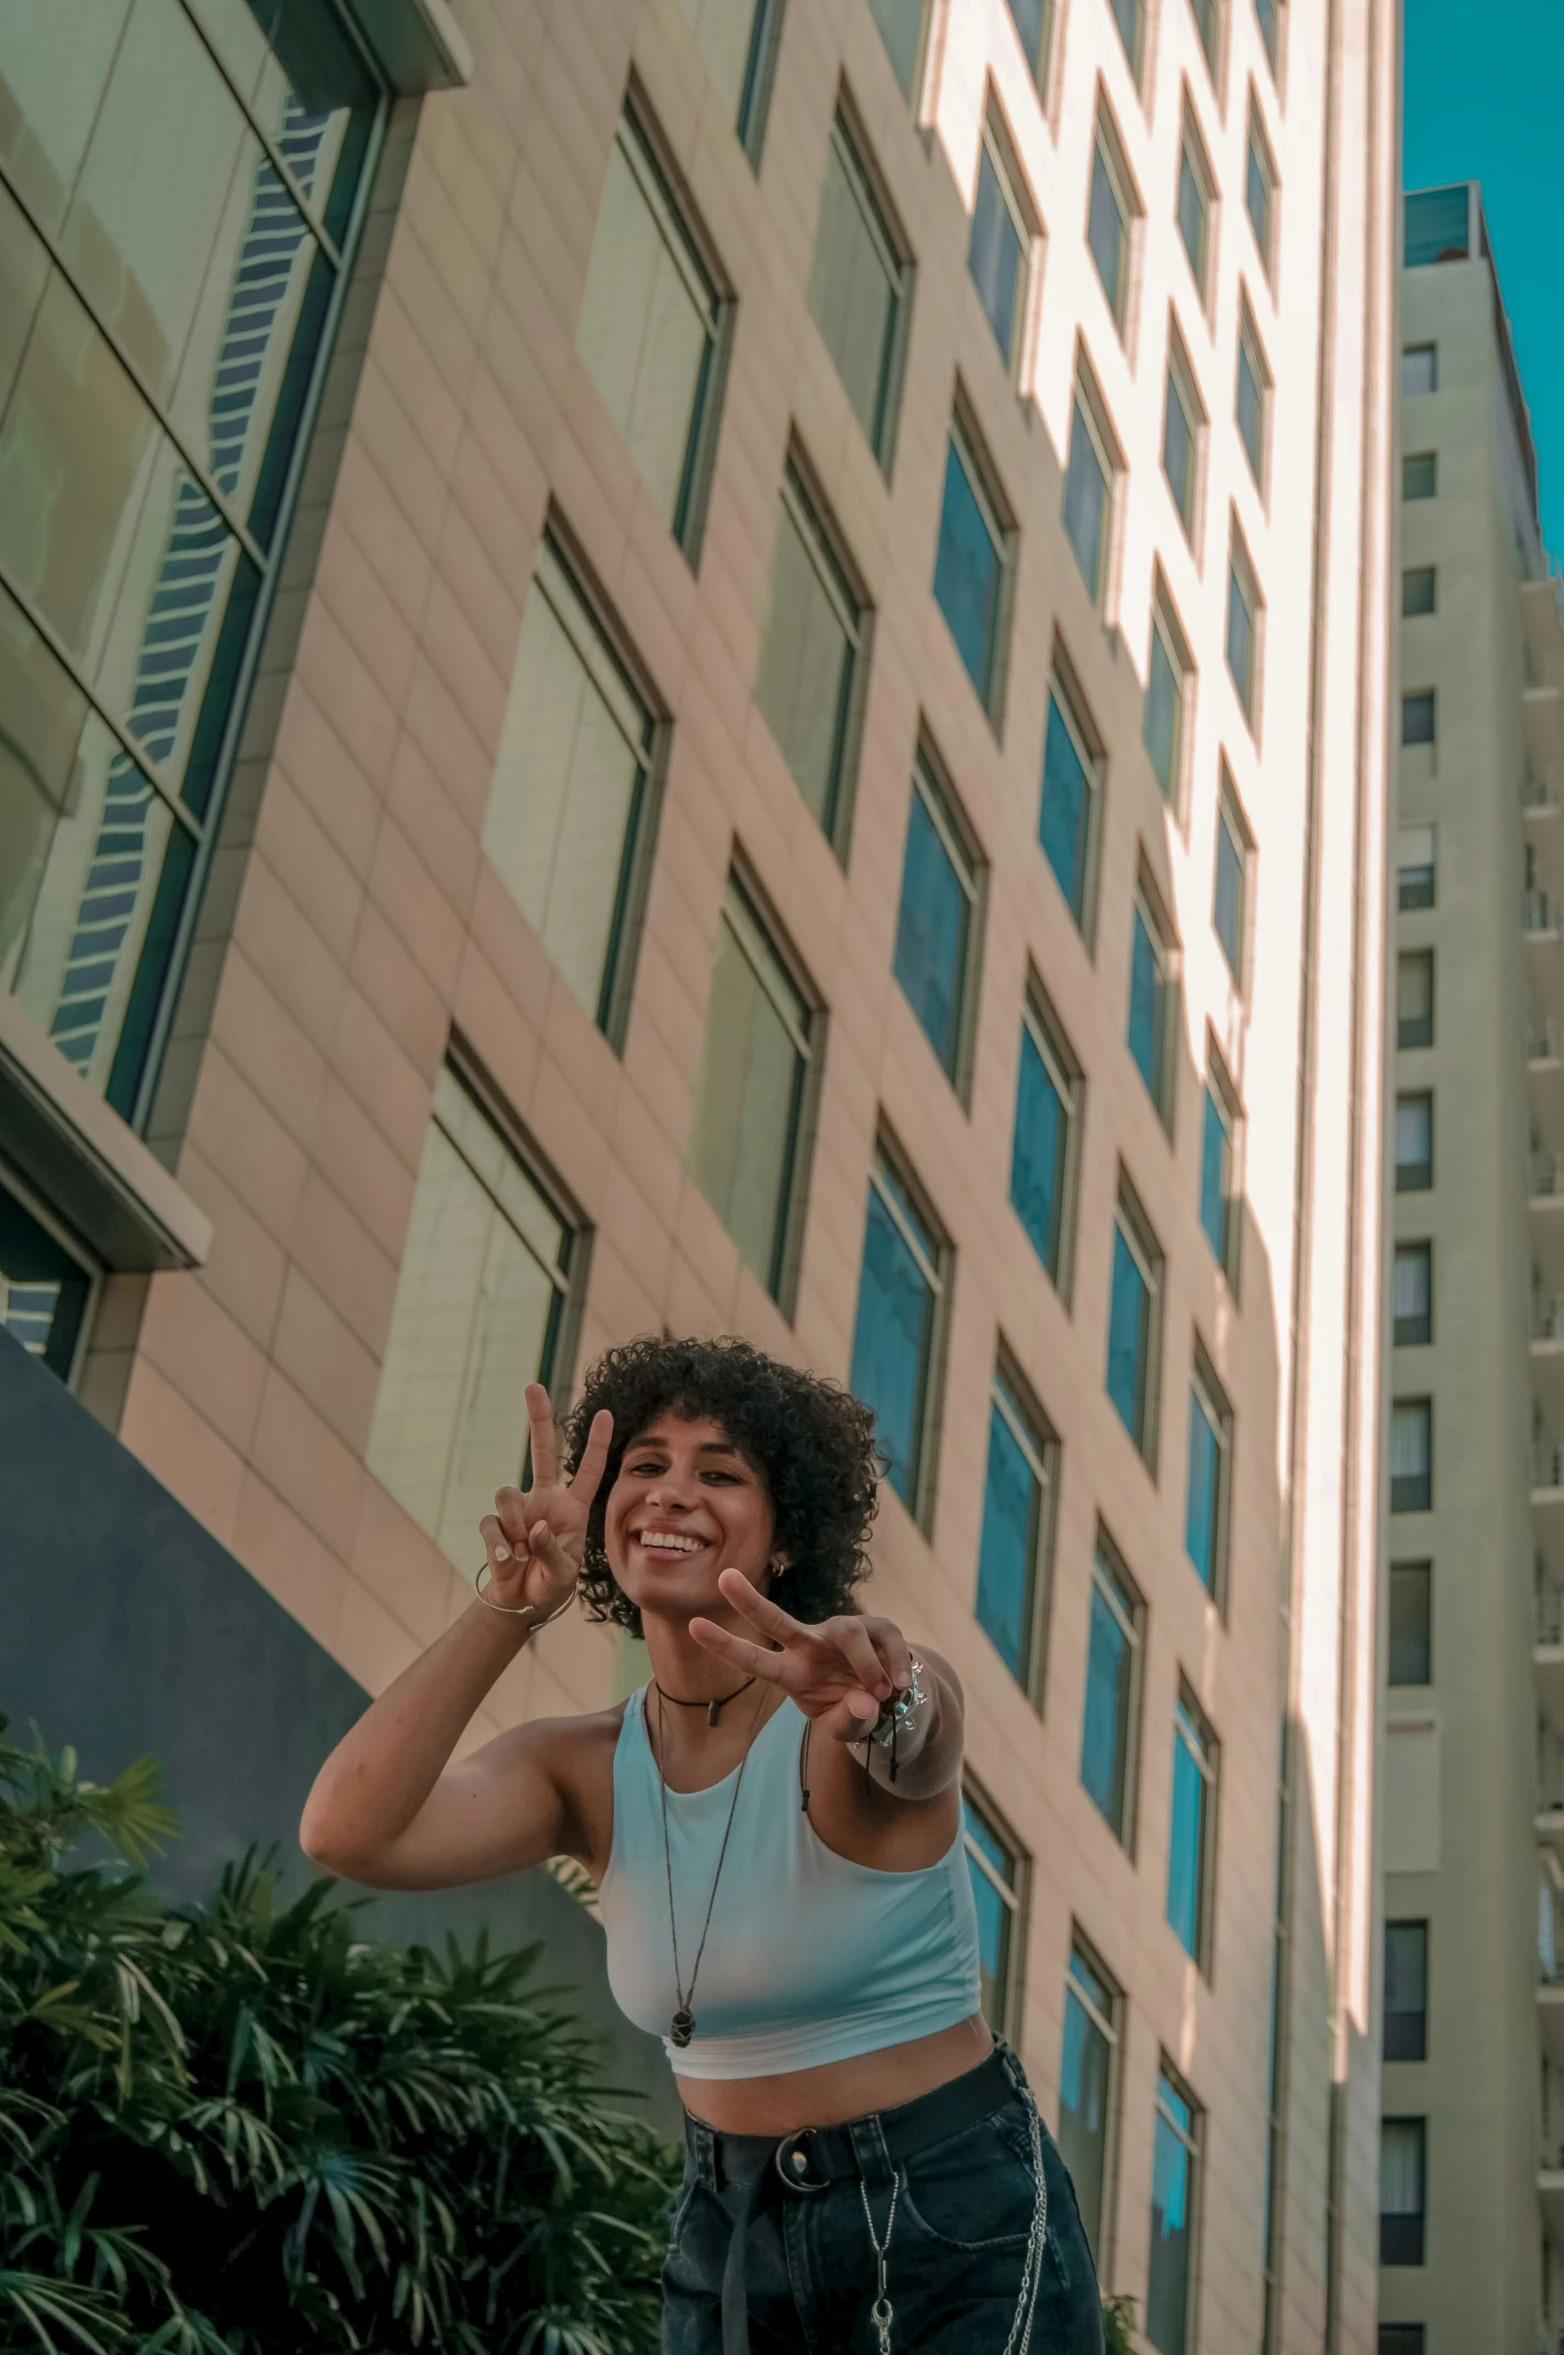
[603,1411,777,1624]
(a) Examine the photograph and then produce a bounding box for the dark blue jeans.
[663,2047,1103,2354]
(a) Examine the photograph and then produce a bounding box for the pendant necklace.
[653,1673,756,1729]
[652,1679,767,2049]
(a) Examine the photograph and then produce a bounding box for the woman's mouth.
[631,1529,709,1559]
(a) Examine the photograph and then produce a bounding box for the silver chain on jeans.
[855,2075,1049,2355]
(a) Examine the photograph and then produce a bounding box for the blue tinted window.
[851,1160,938,1508]
[1127,906,1164,1104]
[1149,2076,1196,2353]
[1237,334,1264,479]
[1005,0,1049,70]
[1246,135,1272,262]
[1011,1017,1068,1277]
[1214,807,1244,975]
[894,774,971,1077]
[1185,1386,1220,1588]
[1146,624,1180,798]
[970,138,1024,366]
[963,1798,1018,2028]
[975,1382,1047,1682]
[1039,691,1092,920]
[1110,0,1142,65]
[1163,368,1194,529]
[1226,563,1255,714]
[1167,1704,1209,1958]
[868,0,926,97]
[1081,1559,1135,1834]
[934,434,1003,708]
[1200,1088,1229,1262]
[1059,1958,1113,2260]
[1088,145,1126,317]
[1177,149,1205,285]
[1107,1221,1151,1446]
[1063,397,1109,595]
[1255,0,1278,63]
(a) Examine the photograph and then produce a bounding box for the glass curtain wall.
[0,0,380,1123]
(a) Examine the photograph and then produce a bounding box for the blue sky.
[1404,0,1564,557]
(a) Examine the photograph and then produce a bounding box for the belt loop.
[848,2109,895,2194]
[691,2117,718,2192]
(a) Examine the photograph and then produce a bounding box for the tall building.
[1381,181,1563,2355]
[0,1,1394,2347]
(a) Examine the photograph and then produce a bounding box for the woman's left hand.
[689,1569,915,1746]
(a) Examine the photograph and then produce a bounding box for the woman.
[301,1335,1102,2353]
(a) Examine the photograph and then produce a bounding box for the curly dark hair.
[562,1335,879,1639]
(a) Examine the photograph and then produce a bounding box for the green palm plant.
[0,1718,677,2355]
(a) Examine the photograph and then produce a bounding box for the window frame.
[808,104,913,472]
[1012,975,1083,1297]
[970,99,1038,381]
[1146,576,1194,810]
[1387,1559,1432,1686]
[867,0,934,105]
[0,1166,100,1387]
[1150,2058,1204,2353]
[974,1354,1060,1701]
[1175,102,1216,309]
[1401,564,1437,618]
[1383,1919,1429,2063]
[1244,95,1278,279]
[1060,1932,1124,2274]
[1214,767,1252,988]
[1236,292,1272,494]
[1038,659,1104,938]
[1255,0,1283,76]
[757,451,872,852]
[1394,1091,1434,1192]
[962,1783,1028,2041]
[1400,342,1438,397]
[1064,359,1123,610]
[1108,1176,1163,1469]
[1185,1345,1233,1604]
[1168,1682,1219,1971]
[1201,1042,1241,1283]
[1396,823,1436,910]
[934,400,1017,727]
[1396,948,1435,1052]
[1003,0,1057,89]
[1127,877,1178,1129]
[1187,0,1223,81]
[1379,2116,1427,2268]
[893,738,985,1097]
[1109,0,1146,81]
[1402,450,1438,502]
[1392,1240,1432,1348]
[1390,1395,1434,1516]
[1082,1526,1145,1849]
[855,1134,951,1528]
[1162,317,1206,545]
[1401,689,1436,750]
[1087,101,1140,337]
[1226,520,1264,731]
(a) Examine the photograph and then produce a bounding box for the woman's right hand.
[477,1385,613,1617]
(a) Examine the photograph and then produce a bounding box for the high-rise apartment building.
[0,1,1394,2346]
[1381,182,1564,2355]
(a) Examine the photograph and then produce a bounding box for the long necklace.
[653,1673,756,1728]
[651,1680,767,2049]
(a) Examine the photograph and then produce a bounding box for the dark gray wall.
[0,1330,676,2135]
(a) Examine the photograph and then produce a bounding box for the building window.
[868,0,928,100]
[1214,777,1250,982]
[894,749,980,1085]
[1059,1940,1120,2266]
[1245,104,1277,274]
[1107,1183,1162,1465]
[1395,1092,1433,1191]
[1401,343,1437,396]
[1146,591,1192,805]
[1388,1561,1432,1685]
[1396,950,1434,1050]
[1393,1242,1432,1347]
[1188,0,1221,74]
[1402,565,1437,617]
[964,1792,1023,2033]
[0,1183,94,1381]
[1168,1687,1217,1965]
[1149,2064,1202,2354]
[1255,0,1281,69]
[934,412,1013,721]
[1226,529,1263,725]
[367,1069,575,1567]
[1200,1066,1238,1275]
[1379,2330,1425,2355]
[756,460,868,843]
[1401,691,1436,748]
[1109,0,1145,72]
[1384,1922,1429,2062]
[1379,2118,1426,2266]
[1128,888,1175,1121]
[1162,341,1202,540]
[485,539,657,1038]
[1012,984,1079,1286]
[688,876,815,1302]
[851,1142,947,1517]
[1236,301,1271,486]
[680,0,783,158]
[0,2,379,1120]
[1038,675,1099,927]
[1176,116,1213,301]
[1087,118,1135,330]
[807,112,908,465]
[970,108,1033,374]
[1005,0,1054,79]
[975,1364,1056,1691]
[1390,1398,1433,1515]
[578,106,725,553]
[1397,824,1436,909]
[1185,1352,1232,1598]
[1064,375,1119,603]
[1082,1533,1143,1842]
[1403,450,1437,501]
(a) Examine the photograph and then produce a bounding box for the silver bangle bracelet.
[473,1563,575,1628]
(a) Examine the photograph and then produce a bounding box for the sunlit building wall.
[0,2,1394,2345]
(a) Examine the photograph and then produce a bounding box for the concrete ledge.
[0,993,212,1273]
[347,0,473,91]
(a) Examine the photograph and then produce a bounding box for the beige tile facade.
[54,0,1394,2344]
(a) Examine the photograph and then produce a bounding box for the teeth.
[638,1532,703,1554]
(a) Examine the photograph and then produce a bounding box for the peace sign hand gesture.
[690,1569,916,1747]
[477,1384,613,1618]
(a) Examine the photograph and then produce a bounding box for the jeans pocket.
[897,2108,1039,2252]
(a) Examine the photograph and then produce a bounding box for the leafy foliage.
[0,1718,678,2355]
[1101,2293,1138,2353]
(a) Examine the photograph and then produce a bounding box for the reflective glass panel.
[688,886,810,1299]
[1011,1016,1067,1278]
[0,1183,92,1378]
[1167,1707,1208,1956]
[851,1161,938,1509]
[1148,2076,1196,2353]
[808,122,901,457]
[1038,691,1092,922]
[975,1381,1045,1682]
[756,484,858,831]
[1088,145,1125,318]
[1059,1958,1113,2260]
[894,772,971,1078]
[970,138,1024,367]
[1107,1222,1151,1446]
[1064,398,1109,596]
[1185,1385,1221,1588]
[1081,1554,1134,1834]
[1201,1087,1229,1263]
[1146,624,1180,799]
[933,434,1003,708]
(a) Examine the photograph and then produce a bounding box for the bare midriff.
[676,2012,995,2136]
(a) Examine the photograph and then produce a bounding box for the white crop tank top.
[597,1687,982,2079]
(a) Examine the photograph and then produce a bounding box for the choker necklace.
[653,1674,756,1729]
[651,1680,767,2049]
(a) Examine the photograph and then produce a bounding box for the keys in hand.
[688,1571,917,1749]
